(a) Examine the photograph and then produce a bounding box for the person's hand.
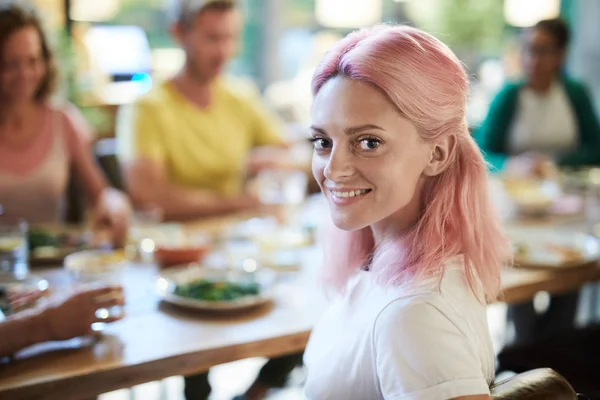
[40,286,125,341]
[505,153,558,180]
[92,188,132,247]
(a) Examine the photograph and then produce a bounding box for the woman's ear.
[423,134,456,177]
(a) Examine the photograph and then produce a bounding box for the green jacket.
[474,77,600,171]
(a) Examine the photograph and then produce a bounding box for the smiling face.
[0,25,46,104]
[311,76,433,234]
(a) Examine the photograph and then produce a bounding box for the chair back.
[491,368,580,400]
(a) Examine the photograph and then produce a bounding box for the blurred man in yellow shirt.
[117,0,286,221]
[117,1,302,399]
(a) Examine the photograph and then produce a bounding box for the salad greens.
[174,279,260,301]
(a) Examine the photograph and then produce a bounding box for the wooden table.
[0,255,322,400]
[2,211,600,399]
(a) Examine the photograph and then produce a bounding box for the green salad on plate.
[174,279,260,302]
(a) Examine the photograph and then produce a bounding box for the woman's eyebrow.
[344,124,385,135]
[309,124,385,135]
[309,126,327,135]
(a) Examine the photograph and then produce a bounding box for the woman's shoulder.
[373,261,484,331]
[561,76,587,90]
[44,101,87,124]
[560,76,592,100]
[43,101,94,152]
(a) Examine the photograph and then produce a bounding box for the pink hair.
[314,25,511,303]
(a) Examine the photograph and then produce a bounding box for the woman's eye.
[359,138,381,150]
[311,138,332,150]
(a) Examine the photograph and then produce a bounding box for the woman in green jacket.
[476,19,600,174]
[477,19,600,345]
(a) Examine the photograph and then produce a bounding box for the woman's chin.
[331,215,370,232]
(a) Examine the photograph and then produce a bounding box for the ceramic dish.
[157,266,276,311]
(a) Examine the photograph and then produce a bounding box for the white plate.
[506,227,600,269]
[156,266,276,311]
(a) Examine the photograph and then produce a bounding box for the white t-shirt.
[303,257,494,400]
[508,81,578,155]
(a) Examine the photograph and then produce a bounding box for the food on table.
[27,229,58,250]
[513,241,585,264]
[503,179,554,205]
[501,177,564,217]
[513,242,529,259]
[173,279,260,302]
[154,245,210,267]
[545,243,585,264]
[28,228,90,258]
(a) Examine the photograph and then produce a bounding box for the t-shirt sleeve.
[115,101,166,163]
[374,299,491,400]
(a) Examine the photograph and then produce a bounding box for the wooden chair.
[491,368,581,400]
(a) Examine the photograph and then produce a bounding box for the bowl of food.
[502,178,560,216]
[28,227,92,266]
[508,226,599,270]
[151,231,211,267]
[156,266,276,311]
[154,245,211,267]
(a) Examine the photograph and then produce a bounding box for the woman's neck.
[0,101,41,145]
[0,101,38,127]
[527,78,555,94]
[370,192,423,246]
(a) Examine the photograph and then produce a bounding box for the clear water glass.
[257,169,309,226]
[0,220,28,280]
[65,250,125,331]
[126,205,164,262]
[257,169,308,206]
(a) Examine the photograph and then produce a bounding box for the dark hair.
[175,0,238,29]
[0,0,57,103]
[534,18,570,50]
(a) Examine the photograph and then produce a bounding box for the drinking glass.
[256,169,309,226]
[126,205,164,262]
[64,250,125,331]
[0,220,28,280]
[257,169,308,206]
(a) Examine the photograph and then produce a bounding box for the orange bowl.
[154,246,210,267]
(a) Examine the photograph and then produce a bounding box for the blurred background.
[31,0,600,136]
[3,1,600,399]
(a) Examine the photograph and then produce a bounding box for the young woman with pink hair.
[303,25,512,399]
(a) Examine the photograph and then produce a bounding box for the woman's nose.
[324,147,355,181]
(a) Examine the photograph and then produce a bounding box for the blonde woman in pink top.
[0,1,131,244]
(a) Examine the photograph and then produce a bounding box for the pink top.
[0,103,94,224]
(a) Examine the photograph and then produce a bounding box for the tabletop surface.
[2,206,599,400]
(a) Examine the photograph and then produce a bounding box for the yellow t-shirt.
[117,78,283,195]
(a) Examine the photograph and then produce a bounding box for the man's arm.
[0,286,124,358]
[123,158,257,221]
[0,308,47,358]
